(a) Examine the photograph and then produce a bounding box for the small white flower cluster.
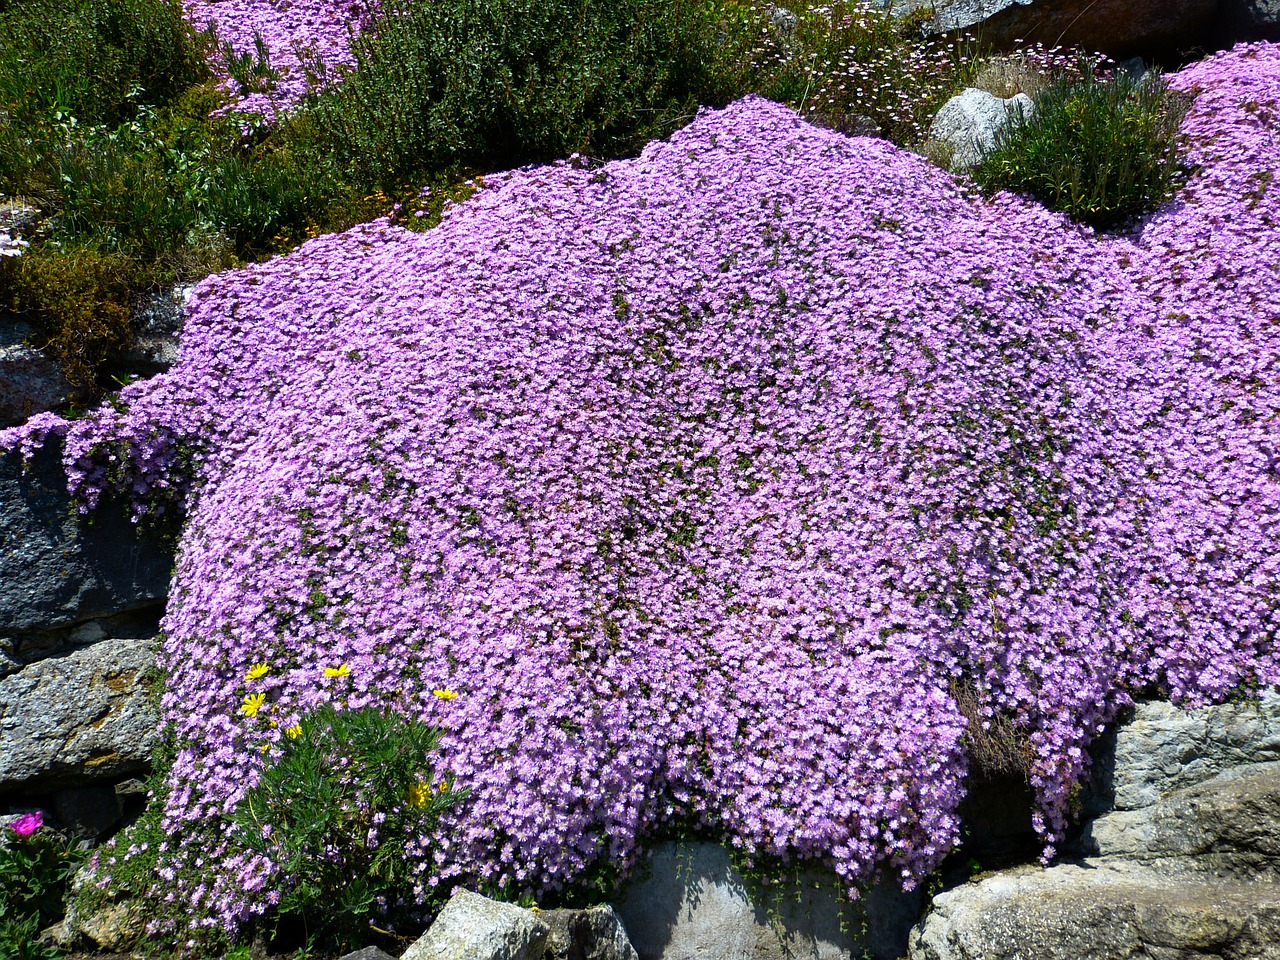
[0,230,27,258]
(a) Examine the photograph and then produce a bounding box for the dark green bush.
[0,0,209,125]
[232,703,465,952]
[969,62,1191,229]
[295,0,741,184]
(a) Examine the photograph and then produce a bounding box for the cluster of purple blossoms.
[183,0,368,118]
[4,41,1279,941]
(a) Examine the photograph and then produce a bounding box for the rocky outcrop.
[909,694,1280,960]
[1,282,190,429]
[0,438,172,658]
[613,842,922,960]
[926,88,1034,170]
[1088,690,1280,813]
[0,636,159,793]
[890,0,1219,60]
[402,889,551,960]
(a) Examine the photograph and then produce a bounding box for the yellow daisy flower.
[285,724,303,739]
[432,688,458,701]
[240,693,267,717]
[323,664,351,678]
[245,662,270,682]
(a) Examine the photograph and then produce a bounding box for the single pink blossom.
[10,812,42,838]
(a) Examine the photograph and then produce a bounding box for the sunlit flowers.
[245,662,270,682]
[432,689,458,701]
[239,693,267,718]
[7,42,1280,942]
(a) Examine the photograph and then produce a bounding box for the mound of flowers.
[184,0,365,116]
[5,42,1280,945]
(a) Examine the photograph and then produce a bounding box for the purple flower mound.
[6,42,1280,939]
[184,0,365,117]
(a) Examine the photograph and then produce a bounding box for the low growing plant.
[0,813,83,960]
[969,59,1192,228]
[231,698,466,952]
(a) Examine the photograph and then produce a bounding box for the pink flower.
[10,812,43,838]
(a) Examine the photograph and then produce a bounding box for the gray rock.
[0,321,72,429]
[908,861,1280,960]
[74,900,145,952]
[402,889,549,960]
[1079,761,1280,880]
[890,0,1218,59]
[1094,692,1280,812]
[338,948,397,960]
[926,88,1034,171]
[0,637,159,792]
[0,437,173,640]
[119,284,193,374]
[612,841,922,960]
[541,904,638,960]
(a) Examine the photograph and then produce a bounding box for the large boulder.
[0,438,173,650]
[0,636,159,792]
[890,0,1219,59]
[540,904,639,960]
[612,842,923,960]
[401,889,550,960]
[1220,0,1280,41]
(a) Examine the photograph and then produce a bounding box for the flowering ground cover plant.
[182,0,366,118]
[4,41,1279,951]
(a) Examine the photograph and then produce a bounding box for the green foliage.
[0,820,83,960]
[0,244,134,388]
[712,0,981,146]
[296,0,741,183]
[0,0,210,126]
[232,704,466,952]
[969,61,1192,229]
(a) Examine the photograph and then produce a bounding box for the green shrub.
[969,61,1191,229]
[0,0,210,125]
[0,244,134,389]
[295,0,741,184]
[713,0,980,146]
[232,702,466,952]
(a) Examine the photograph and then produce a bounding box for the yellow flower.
[285,724,303,739]
[323,664,351,678]
[432,688,458,701]
[245,662,270,682]
[409,781,431,809]
[239,693,267,718]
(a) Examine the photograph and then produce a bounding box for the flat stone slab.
[909,861,1280,960]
